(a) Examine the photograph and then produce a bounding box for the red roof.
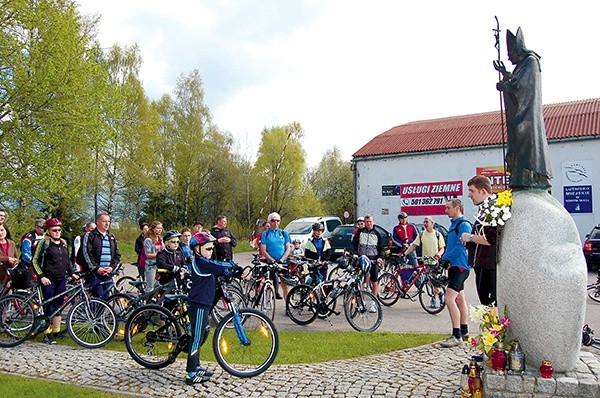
[353,98,600,158]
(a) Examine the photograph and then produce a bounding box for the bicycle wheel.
[116,276,139,295]
[211,286,247,325]
[213,308,279,378]
[328,266,345,280]
[418,280,446,315]
[377,272,401,306]
[106,293,136,338]
[285,284,318,325]
[0,294,35,347]
[67,298,117,348]
[588,285,600,303]
[259,283,276,321]
[344,290,382,332]
[124,304,181,369]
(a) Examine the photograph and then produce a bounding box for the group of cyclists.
[0,206,454,384]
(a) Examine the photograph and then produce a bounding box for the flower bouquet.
[468,304,512,354]
[475,189,512,227]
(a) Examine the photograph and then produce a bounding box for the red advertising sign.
[476,166,510,193]
[399,180,463,216]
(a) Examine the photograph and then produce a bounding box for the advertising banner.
[399,180,463,216]
[476,166,510,193]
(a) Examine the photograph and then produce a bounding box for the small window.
[326,219,341,232]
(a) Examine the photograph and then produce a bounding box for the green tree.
[307,147,353,220]
[0,0,108,233]
[251,122,306,222]
[146,70,238,228]
[92,44,159,220]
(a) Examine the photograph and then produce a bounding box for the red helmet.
[43,218,62,229]
[189,232,216,249]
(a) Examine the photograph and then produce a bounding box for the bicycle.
[377,256,448,315]
[0,272,117,348]
[209,267,248,325]
[110,263,143,295]
[242,255,277,320]
[587,272,600,303]
[123,275,279,378]
[285,256,383,332]
[582,324,600,349]
[107,271,191,338]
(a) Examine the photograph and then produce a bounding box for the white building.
[351,98,600,243]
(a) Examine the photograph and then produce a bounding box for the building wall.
[353,138,599,243]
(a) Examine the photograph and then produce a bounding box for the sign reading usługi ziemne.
[399,180,463,216]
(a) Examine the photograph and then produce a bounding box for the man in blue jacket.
[440,198,472,347]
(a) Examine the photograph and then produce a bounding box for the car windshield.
[590,229,600,240]
[285,222,313,234]
[332,226,354,237]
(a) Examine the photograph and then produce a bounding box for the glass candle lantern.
[539,360,554,378]
[508,341,526,373]
[491,342,508,372]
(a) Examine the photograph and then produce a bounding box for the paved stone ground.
[2,342,599,397]
[0,340,471,397]
[1,259,598,397]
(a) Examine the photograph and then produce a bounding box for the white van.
[284,216,342,248]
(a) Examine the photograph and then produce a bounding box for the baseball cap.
[398,212,408,219]
[356,217,365,223]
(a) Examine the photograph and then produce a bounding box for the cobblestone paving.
[2,341,600,397]
[0,340,471,397]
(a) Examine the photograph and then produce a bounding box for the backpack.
[450,219,472,235]
[418,229,443,250]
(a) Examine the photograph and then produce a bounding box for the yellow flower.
[491,324,503,332]
[483,331,497,347]
[496,189,513,207]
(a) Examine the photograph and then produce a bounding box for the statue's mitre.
[507,27,526,53]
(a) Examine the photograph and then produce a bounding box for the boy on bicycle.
[185,232,239,384]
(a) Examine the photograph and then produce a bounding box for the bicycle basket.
[9,263,33,289]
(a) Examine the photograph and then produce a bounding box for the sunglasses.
[270,219,281,222]
[168,240,180,244]
[203,246,214,251]
[49,228,62,232]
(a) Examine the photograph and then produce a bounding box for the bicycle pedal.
[176,334,191,352]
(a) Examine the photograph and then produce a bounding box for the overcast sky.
[76,0,600,167]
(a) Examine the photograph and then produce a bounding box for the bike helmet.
[189,232,216,249]
[43,218,62,229]
[292,238,301,244]
[163,229,181,242]
[357,255,372,274]
[312,222,325,231]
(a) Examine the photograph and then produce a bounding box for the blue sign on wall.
[563,185,592,213]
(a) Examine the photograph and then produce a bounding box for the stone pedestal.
[497,190,587,372]
[483,351,600,397]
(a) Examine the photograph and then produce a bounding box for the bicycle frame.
[27,277,91,330]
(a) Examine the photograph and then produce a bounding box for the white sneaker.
[369,302,377,313]
[440,335,461,347]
